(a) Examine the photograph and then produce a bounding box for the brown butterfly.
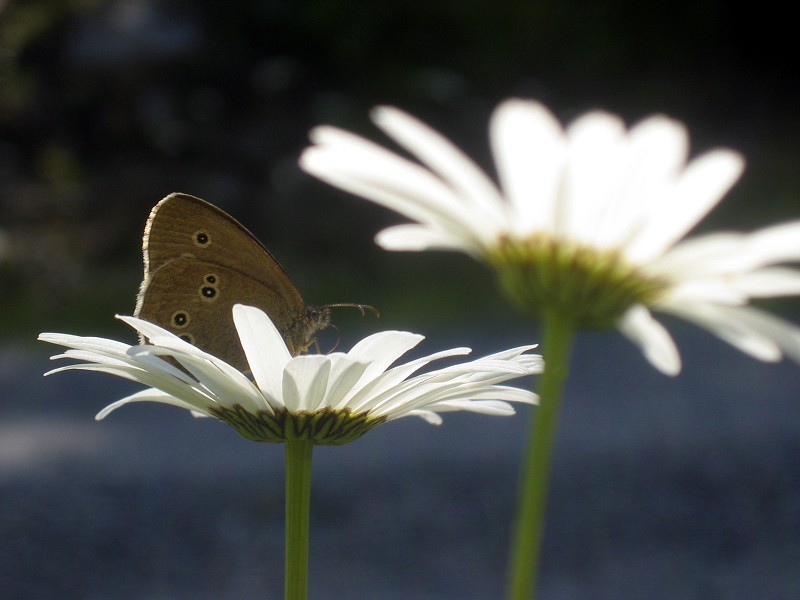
[135,193,377,370]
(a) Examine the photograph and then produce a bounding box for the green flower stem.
[285,438,314,600]
[507,311,576,600]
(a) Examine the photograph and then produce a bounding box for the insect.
[135,193,376,370]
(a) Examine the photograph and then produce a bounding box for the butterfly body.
[135,193,350,370]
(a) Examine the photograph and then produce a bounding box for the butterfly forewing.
[141,193,303,307]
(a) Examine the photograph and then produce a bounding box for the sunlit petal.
[233,303,291,401]
[628,149,744,262]
[96,388,207,420]
[618,305,681,375]
[659,302,783,362]
[376,224,478,255]
[372,106,508,223]
[490,99,565,233]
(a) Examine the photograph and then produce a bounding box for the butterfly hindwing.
[137,256,306,369]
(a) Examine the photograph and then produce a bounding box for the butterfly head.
[287,303,379,355]
[306,305,333,332]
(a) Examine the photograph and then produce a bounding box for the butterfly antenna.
[318,305,377,353]
[326,303,380,318]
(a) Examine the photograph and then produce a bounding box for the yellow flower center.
[210,405,387,445]
[487,234,668,329]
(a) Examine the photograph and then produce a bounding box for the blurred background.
[1,0,799,598]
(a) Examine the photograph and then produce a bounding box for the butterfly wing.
[135,194,319,367]
[140,193,304,309]
[137,257,314,370]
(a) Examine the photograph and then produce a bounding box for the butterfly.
[135,193,376,371]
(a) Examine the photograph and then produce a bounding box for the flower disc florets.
[489,233,669,329]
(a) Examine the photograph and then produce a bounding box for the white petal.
[402,409,443,424]
[372,106,508,223]
[734,267,800,297]
[346,347,472,413]
[626,116,689,195]
[474,385,540,405]
[323,355,371,411]
[302,127,496,249]
[375,381,485,417]
[375,224,478,255]
[50,361,218,411]
[125,321,273,413]
[302,131,454,216]
[731,307,800,363]
[617,305,682,375]
[708,220,800,273]
[47,347,146,373]
[628,149,744,262]
[347,330,425,380]
[667,267,800,305]
[560,111,628,241]
[96,388,211,420]
[371,359,539,418]
[233,304,291,401]
[433,386,538,406]
[664,279,749,305]
[489,99,566,234]
[43,330,216,400]
[430,345,543,383]
[118,314,187,345]
[282,355,332,412]
[39,332,132,356]
[130,345,270,414]
[647,232,746,278]
[425,399,519,416]
[356,344,467,395]
[745,220,800,266]
[593,116,688,248]
[654,221,800,280]
[659,302,783,362]
[456,344,541,366]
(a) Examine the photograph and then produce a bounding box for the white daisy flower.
[300,99,800,375]
[39,304,541,444]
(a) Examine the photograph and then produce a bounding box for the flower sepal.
[210,404,386,445]
[489,234,667,330]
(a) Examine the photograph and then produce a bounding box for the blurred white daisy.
[39,304,541,444]
[300,99,800,375]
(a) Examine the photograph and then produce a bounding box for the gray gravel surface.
[2,323,800,599]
